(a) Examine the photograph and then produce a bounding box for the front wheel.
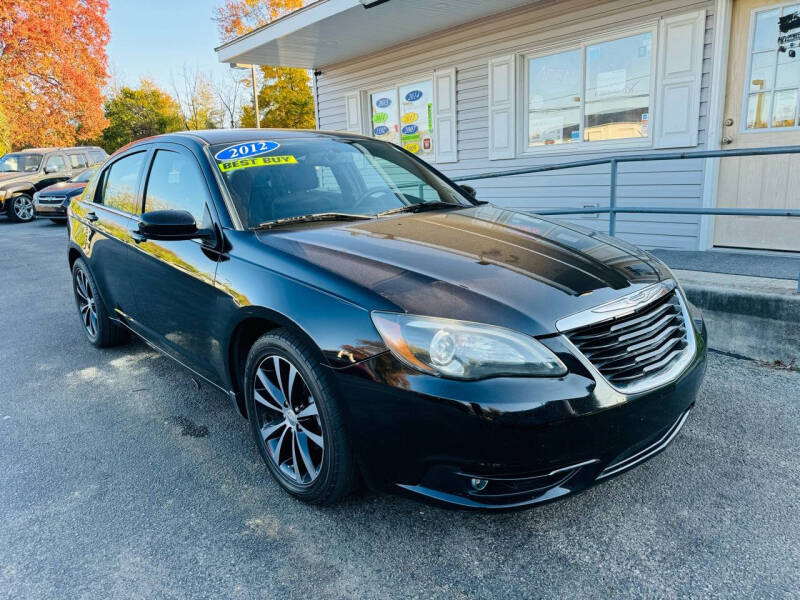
[8,194,35,222]
[244,329,358,504]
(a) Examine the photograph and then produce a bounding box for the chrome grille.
[566,288,689,387]
[39,195,67,204]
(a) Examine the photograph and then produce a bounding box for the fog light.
[470,478,488,491]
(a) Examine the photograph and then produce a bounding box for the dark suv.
[0,146,108,222]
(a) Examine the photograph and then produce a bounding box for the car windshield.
[210,137,472,228]
[0,153,42,173]
[71,166,99,183]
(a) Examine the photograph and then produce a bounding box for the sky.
[107,0,232,92]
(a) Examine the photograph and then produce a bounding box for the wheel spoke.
[272,426,288,462]
[254,389,282,413]
[295,431,317,479]
[261,419,287,441]
[298,424,323,448]
[296,402,318,419]
[256,368,285,409]
[286,364,298,407]
[291,432,302,481]
[273,356,287,405]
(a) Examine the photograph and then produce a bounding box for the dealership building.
[216,0,800,253]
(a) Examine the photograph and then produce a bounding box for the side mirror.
[137,210,206,241]
[460,184,477,198]
[44,165,58,174]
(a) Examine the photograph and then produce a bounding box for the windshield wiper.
[377,202,465,217]
[253,212,374,230]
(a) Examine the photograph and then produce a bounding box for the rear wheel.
[244,329,357,504]
[8,194,35,222]
[71,258,128,347]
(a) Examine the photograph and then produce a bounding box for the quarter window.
[68,153,88,169]
[369,80,434,159]
[143,150,209,224]
[527,30,653,148]
[88,150,107,164]
[745,5,800,129]
[100,152,146,214]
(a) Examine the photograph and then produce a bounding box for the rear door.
[126,143,227,383]
[73,149,149,320]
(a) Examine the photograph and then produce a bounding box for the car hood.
[39,181,86,195]
[0,172,28,185]
[257,205,669,336]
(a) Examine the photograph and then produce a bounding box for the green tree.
[215,0,314,129]
[99,79,184,153]
[240,66,314,129]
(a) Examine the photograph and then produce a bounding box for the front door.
[127,144,226,384]
[717,0,800,251]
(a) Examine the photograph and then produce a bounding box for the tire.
[8,194,35,222]
[244,328,358,505]
[71,258,129,348]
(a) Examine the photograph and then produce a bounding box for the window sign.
[745,5,800,130]
[527,31,652,149]
[371,89,399,144]
[398,81,434,158]
[370,79,434,158]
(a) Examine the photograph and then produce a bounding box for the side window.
[68,153,88,169]
[100,152,146,214]
[45,154,68,173]
[88,150,107,164]
[143,150,209,224]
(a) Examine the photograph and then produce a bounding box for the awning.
[215,0,537,69]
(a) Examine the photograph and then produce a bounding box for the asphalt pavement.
[1,218,798,599]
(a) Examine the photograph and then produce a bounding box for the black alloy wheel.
[245,329,357,504]
[71,258,129,347]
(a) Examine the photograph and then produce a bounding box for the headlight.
[371,312,567,380]
[33,192,40,201]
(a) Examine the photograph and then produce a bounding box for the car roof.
[127,129,373,148]
[14,146,105,154]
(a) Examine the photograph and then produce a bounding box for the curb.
[682,283,800,364]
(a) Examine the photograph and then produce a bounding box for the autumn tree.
[214,0,314,129]
[100,79,184,153]
[0,0,110,150]
[172,66,223,131]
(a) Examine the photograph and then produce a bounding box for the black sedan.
[66,130,706,509]
[35,166,99,221]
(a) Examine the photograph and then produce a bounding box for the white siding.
[314,0,717,250]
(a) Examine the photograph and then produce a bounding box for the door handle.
[86,211,99,222]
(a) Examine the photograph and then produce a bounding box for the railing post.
[609,159,618,237]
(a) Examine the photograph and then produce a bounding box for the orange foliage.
[0,0,110,150]
[214,0,305,43]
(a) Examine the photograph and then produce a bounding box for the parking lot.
[1,218,798,599]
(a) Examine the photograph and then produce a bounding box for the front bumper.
[34,196,69,218]
[333,323,706,510]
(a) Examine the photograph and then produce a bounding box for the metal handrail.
[451,145,800,236]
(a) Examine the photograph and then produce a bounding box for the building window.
[369,79,434,158]
[745,5,800,130]
[526,30,653,148]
